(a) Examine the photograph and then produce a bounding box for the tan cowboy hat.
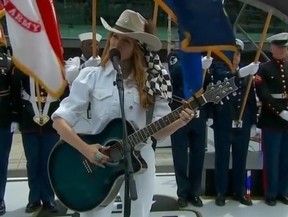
[100,9,162,51]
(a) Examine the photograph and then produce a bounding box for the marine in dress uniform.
[0,49,15,216]
[255,32,288,206]
[65,32,102,134]
[167,46,212,208]
[211,39,259,206]
[10,68,69,213]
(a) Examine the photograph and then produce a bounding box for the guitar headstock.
[204,77,238,104]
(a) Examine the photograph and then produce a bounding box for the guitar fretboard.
[127,97,205,148]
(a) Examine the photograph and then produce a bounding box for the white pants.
[80,145,156,217]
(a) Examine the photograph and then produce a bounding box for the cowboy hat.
[100,9,162,51]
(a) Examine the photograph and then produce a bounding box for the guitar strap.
[146,103,157,151]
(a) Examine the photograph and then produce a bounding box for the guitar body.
[48,118,146,212]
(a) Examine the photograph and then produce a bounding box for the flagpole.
[236,10,272,123]
[92,0,97,58]
[167,15,172,54]
[153,1,159,25]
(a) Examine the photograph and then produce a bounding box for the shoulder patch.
[169,56,178,66]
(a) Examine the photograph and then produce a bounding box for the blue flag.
[155,0,236,98]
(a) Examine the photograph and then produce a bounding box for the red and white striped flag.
[3,0,66,98]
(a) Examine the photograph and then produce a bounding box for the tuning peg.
[224,77,229,81]
[216,80,222,85]
[207,82,213,88]
[226,96,230,100]
[220,101,224,105]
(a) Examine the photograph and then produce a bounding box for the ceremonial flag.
[0,0,7,46]
[3,0,66,98]
[155,0,237,98]
[155,0,176,22]
[0,1,5,18]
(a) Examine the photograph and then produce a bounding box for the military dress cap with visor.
[78,32,102,42]
[266,32,288,46]
[100,9,172,100]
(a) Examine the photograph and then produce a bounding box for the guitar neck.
[125,76,237,148]
[128,95,207,148]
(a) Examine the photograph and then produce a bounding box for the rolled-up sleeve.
[52,67,98,127]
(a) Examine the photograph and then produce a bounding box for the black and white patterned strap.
[145,48,173,101]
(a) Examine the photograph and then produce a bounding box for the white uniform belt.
[0,90,9,97]
[21,90,58,103]
[271,93,288,99]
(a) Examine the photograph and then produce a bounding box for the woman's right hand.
[83,144,110,167]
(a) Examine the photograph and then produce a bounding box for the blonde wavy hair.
[100,32,154,109]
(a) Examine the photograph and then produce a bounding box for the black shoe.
[278,195,288,205]
[177,197,188,208]
[265,197,277,206]
[43,201,58,213]
[0,201,6,216]
[233,194,253,206]
[215,194,226,206]
[25,202,42,213]
[189,196,203,207]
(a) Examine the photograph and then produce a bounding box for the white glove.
[238,62,259,77]
[250,124,257,137]
[65,57,82,85]
[201,56,213,70]
[10,122,19,133]
[280,110,288,121]
[84,57,101,67]
[206,118,213,127]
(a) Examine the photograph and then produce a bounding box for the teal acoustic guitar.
[48,77,237,212]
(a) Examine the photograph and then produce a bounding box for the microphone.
[109,48,121,73]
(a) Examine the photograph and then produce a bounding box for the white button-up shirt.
[52,61,171,137]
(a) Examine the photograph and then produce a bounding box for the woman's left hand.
[178,108,195,126]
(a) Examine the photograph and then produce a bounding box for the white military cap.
[266,32,288,46]
[236,39,244,51]
[78,32,102,42]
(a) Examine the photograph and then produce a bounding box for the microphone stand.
[114,66,138,217]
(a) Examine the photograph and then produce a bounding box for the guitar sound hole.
[106,140,124,163]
